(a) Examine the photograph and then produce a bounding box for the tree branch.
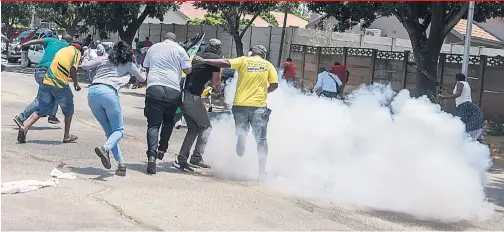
[239,13,259,38]
[442,2,469,37]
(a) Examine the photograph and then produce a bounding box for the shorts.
[37,84,74,117]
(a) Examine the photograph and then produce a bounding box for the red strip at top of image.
[1,0,498,2]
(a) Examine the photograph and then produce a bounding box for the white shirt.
[454,81,472,107]
[81,55,146,90]
[314,71,342,93]
[143,39,191,91]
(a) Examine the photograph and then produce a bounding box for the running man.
[173,38,223,172]
[282,58,296,87]
[143,32,192,174]
[194,45,278,180]
[17,42,82,143]
[13,34,73,128]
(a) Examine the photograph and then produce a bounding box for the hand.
[74,84,81,91]
[193,56,204,63]
[438,94,446,99]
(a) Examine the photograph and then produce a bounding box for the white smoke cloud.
[204,70,493,222]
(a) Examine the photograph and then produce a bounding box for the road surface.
[2,70,504,230]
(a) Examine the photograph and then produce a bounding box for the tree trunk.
[414,50,440,100]
[234,35,244,57]
[118,28,137,47]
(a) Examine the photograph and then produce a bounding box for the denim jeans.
[18,67,58,122]
[177,91,212,164]
[37,84,74,117]
[88,84,124,163]
[231,106,271,173]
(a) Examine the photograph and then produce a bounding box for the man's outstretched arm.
[195,56,232,69]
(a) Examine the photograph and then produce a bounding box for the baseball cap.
[252,45,267,56]
[209,38,222,48]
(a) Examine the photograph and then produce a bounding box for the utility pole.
[461,1,475,76]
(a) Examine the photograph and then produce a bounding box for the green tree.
[186,13,225,25]
[85,2,180,46]
[193,2,278,57]
[308,2,504,98]
[1,2,33,38]
[35,2,92,36]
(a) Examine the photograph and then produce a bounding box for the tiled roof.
[178,2,272,27]
[270,12,308,28]
[453,19,501,42]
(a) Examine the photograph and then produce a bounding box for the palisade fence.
[290,44,504,120]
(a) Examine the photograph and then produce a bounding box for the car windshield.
[12,31,32,43]
[12,30,53,43]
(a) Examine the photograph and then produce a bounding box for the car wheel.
[7,58,18,63]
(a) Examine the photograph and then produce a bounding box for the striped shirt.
[43,46,81,88]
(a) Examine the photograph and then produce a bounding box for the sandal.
[63,135,78,143]
[17,128,26,144]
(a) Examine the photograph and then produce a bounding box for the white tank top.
[454,81,472,107]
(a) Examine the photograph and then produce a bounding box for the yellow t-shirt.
[43,46,81,88]
[229,56,279,107]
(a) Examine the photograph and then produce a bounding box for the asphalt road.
[2,70,504,231]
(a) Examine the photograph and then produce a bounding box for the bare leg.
[22,113,41,135]
[63,116,72,141]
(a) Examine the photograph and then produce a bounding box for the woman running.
[81,41,146,176]
[439,73,484,142]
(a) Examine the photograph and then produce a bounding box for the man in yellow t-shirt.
[194,45,279,180]
[18,43,82,144]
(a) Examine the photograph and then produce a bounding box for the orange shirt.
[282,61,296,79]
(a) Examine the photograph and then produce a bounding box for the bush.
[486,120,504,136]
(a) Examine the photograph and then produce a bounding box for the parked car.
[8,29,57,64]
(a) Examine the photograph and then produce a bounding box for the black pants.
[144,86,181,158]
[177,91,212,164]
[232,106,271,173]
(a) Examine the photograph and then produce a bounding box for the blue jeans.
[18,67,58,122]
[37,84,74,117]
[88,84,124,163]
[231,106,271,173]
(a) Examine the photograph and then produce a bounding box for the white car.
[27,41,114,67]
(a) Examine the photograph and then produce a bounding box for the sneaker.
[115,164,126,176]
[94,146,112,169]
[13,115,24,128]
[189,159,211,169]
[48,116,60,124]
[172,161,195,173]
[147,155,157,174]
[156,151,165,161]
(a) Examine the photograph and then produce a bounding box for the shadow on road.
[486,175,504,208]
[9,126,61,131]
[362,210,477,231]
[127,161,205,177]
[26,139,64,145]
[69,166,114,181]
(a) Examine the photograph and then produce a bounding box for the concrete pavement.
[2,70,504,230]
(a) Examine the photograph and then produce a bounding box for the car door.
[28,45,44,64]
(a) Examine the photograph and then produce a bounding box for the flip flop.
[17,128,26,144]
[62,135,78,143]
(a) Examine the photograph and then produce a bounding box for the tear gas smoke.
[204,70,493,222]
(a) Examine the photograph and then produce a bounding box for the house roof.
[178,2,272,27]
[307,15,502,43]
[270,12,308,28]
[453,19,501,42]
